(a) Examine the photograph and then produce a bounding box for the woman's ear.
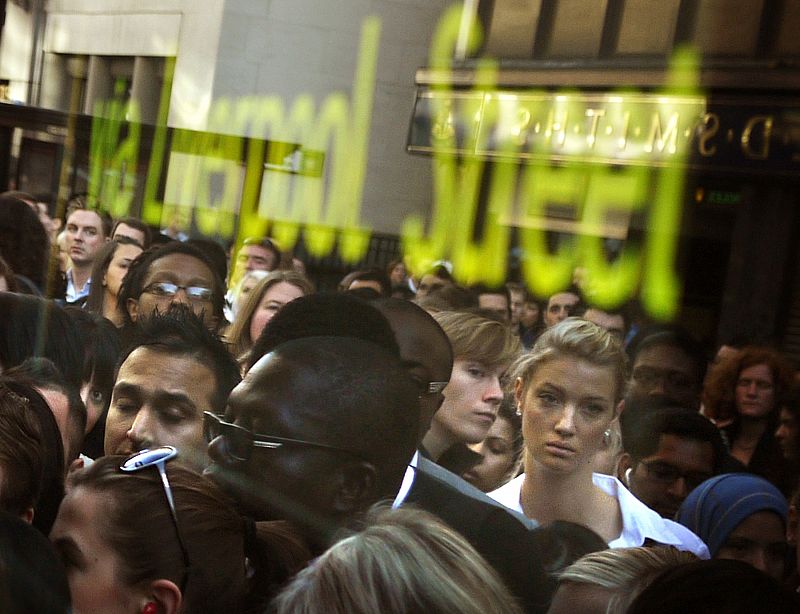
[144,579,182,614]
[126,297,139,322]
[514,377,524,406]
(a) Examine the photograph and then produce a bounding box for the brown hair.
[433,311,521,371]
[0,385,44,516]
[225,270,314,357]
[703,346,794,423]
[67,456,313,611]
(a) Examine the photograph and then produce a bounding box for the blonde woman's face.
[517,356,616,475]
[249,281,306,342]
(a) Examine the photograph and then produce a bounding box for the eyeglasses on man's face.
[203,412,360,463]
[639,459,712,492]
[142,281,213,302]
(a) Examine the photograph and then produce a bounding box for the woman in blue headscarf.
[676,473,789,580]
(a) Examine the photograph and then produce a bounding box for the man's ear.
[126,297,139,323]
[332,461,377,514]
[145,579,182,614]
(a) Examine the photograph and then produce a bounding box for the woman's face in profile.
[50,486,144,614]
[464,415,517,492]
[517,356,617,474]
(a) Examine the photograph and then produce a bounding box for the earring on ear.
[515,404,523,417]
[602,429,611,446]
[141,602,157,614]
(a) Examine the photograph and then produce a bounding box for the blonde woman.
[489,318,708,556]
[225,271,314,360]
[272,506,523,614]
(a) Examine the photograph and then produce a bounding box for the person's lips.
[472,411,496,426]
[545,440,576,457]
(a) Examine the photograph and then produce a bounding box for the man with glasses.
[625,326,707,410]
[205,336,419,546]
[119,242,225,331]
[104,308,240,469]
[619,404,727,519]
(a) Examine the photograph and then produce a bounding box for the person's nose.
[554,405,577,436]
[666,475,689,500]
[483,375,503,406]
[746,381,759,396]
[775,423,787,441]
[126,409,154,451]
[747,547,769,575]
[169,287,192,306]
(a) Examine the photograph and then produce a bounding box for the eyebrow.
[114,382,199,410]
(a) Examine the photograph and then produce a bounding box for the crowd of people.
[0,191,799,612]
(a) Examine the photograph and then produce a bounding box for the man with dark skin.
[625,327,707,410]
[229,294,555,612]
[206,336,419,544]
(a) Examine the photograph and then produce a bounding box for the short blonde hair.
[271,505,523,614]
[433,311,521,370]
[509,318,627,403]
[557,546,698,613]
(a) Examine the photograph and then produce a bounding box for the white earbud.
[624,467,633,486]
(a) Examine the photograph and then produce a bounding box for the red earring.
[142,603,157,614]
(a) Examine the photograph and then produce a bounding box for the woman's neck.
[736,416,768,443]
[102,291,123,327]
[519,461,622,543]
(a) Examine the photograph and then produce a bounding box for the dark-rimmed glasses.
[203,411,359,463]
[639,459,712,492]
[120,446,190,591]
[142,281,213,302]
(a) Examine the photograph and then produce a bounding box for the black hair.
[111,216,152,248]
[0,510,71,612]
[247,293,399,370]
[117,241,226,326]
[626,324,708,386]
[338,268,392,297]
[265,337,418,496]
[0,379,64,536]
[0,294,85,390]
[62,308,122,459]
[0,195,49,291]
[619,402,726,473]
[187,238,228,286]
[84,236,143,315]
[119,307,241,413]
[627,559,800,613]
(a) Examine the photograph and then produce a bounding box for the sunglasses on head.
[120,446,190,591]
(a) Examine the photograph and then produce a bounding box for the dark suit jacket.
[404,457,551,614]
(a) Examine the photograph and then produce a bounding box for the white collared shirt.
[489,473,709,558]
[392,451,419,509]
[65,269,91,303]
